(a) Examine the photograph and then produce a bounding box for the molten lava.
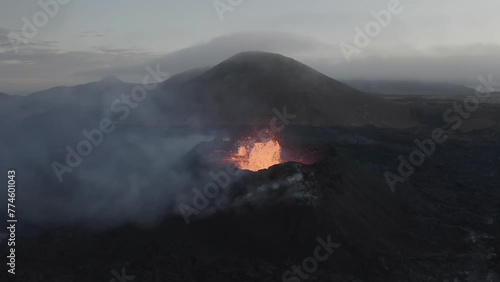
[229,139,282,171]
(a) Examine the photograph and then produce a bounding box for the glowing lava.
[229,139,282,171]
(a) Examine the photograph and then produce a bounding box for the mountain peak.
[99,75,122,84]
[228,51,289,60]
[205,51,322,83]
[165,52,418,128]
[220,51,300,69]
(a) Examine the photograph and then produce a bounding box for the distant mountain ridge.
[162,67,211,90]
[344,80,476,96]
[2,51,422,128]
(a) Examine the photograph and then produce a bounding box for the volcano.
[7,50,498,282]
[156,51,419,128]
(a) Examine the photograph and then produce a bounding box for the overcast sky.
[1,0,500,94]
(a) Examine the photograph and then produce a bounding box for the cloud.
[0,27,14,48]
[320,44,500,85]
[76,29,114,38]
[0,27,59,51]
[80,31,500,87]
[1,30,331,93]
[267,11,353,28]
[77,31,333,81]
[92,46,148,54]
[0,45,158,95]
[2,29,500,95]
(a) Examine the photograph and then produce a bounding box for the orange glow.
[229,139,282,171]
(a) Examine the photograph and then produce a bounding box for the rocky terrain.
[2,118,499,281]
[0,52,498,282]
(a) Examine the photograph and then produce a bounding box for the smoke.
[0,80,217,230]
[17,131,214,229]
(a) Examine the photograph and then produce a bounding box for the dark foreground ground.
[1,100,499,282]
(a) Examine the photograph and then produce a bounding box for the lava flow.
[228,139,282,171]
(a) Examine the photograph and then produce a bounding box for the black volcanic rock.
[160,51,419,128]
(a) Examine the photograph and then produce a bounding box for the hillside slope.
[159,52,419,128]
